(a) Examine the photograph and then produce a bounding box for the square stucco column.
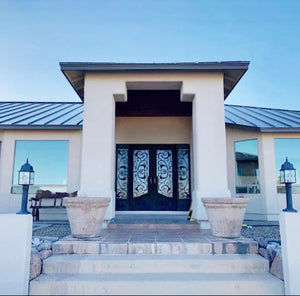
[78,74,125,220]
[187,74,231,220]
[258,135,279,220]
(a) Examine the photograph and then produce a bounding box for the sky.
[0,0,299,110]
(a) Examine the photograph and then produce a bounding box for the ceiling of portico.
[116,90,192,117]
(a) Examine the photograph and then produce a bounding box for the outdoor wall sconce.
[17,159,34,215]
[280,157,297,212]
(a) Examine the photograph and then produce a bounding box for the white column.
[280,212,300,295]
[78,74,125,220]
[184,74,231,220]
[0,214,32,295]
[258,134,279,220]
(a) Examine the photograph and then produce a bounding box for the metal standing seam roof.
[0,102,83,129]
[0,101,299,132]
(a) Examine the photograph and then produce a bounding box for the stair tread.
[30,272,284,295]
[45,253,266,261]
[31,272,283,282]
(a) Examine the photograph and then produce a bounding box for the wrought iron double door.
[116,144,191,211]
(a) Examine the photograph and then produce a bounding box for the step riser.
[30,279,284,295]
[44,259,269,274]
[52,241,258,255]
[107,224,200,230]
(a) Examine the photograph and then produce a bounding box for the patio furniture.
[29,189,77,221]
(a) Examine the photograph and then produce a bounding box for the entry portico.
[61,62,249,221]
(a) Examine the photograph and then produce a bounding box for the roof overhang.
[60,61,249,101]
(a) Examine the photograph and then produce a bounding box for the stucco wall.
[115,117,192,144]
[0,129,82,214]
[226,126,300,220]
[80,71,229,220]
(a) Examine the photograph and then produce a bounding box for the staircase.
[29,248,284,295]
[30,215,284,295]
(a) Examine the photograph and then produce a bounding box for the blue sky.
[0,0,299,110]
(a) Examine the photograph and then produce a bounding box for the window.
[234,139,260,194]
[274,138,300,194]
[12,140,69,194]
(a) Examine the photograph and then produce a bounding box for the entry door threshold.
[115,211,188,215]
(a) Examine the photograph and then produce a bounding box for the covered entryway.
[116,144,191,211]
[60,62,249,220]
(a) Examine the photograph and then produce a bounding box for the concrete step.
[43,254,269,275]
[29,272,284,295]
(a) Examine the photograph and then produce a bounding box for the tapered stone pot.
[63,197,111,238]
[201,197,249,238]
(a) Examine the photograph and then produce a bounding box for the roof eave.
[260,127,300,133]
[59,61,249,72]
[0,125,82,130]
[60,61,249,101]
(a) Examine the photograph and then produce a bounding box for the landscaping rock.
[37,241,52,251]
[39,249,52,260]
[254,237,269,248]
[270,250,283,280]
[266,244,278,262]
[29,252,42,281]
[258,247,269,261]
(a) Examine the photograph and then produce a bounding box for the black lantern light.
[280,157,297,212]
[17,159,34,215]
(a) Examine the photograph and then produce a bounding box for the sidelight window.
[234,139,260,194]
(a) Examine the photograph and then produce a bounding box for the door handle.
[148,176,152,185]
[153,176,157,185]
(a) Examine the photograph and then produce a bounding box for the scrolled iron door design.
[116,144,191,211]
[156,149,173,198]
[133,149,149,198]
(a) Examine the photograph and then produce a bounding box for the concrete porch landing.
[52,214,258,255]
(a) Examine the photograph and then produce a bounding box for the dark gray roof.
[0,101,298,132]
[60,61,249,101]
[0,102,83,129]
[225,104,300,132]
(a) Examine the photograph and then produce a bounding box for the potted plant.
[201,197,249,238]
[63,195,111,238]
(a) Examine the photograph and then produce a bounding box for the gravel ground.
[33,224,71,239]
[241,226,280,240]
[32,223,281,241]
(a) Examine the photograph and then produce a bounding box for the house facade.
[0,62,299,223]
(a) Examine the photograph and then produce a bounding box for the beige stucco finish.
[116,117,192,144]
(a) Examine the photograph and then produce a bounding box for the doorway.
[116,144,191,211]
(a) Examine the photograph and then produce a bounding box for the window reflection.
[274,138,300,194]
[234,139,260,194]
[12,140,69,194]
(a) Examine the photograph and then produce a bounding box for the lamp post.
[280,157,297,212]
[17,159,34,215]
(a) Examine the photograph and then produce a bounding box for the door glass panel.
[178,148,190,199]
[133,149,149,198]
[116,148,128,199]
[156,149,173,198]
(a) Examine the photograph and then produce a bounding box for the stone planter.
[201,197,249,238]
[63,197,111,238]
